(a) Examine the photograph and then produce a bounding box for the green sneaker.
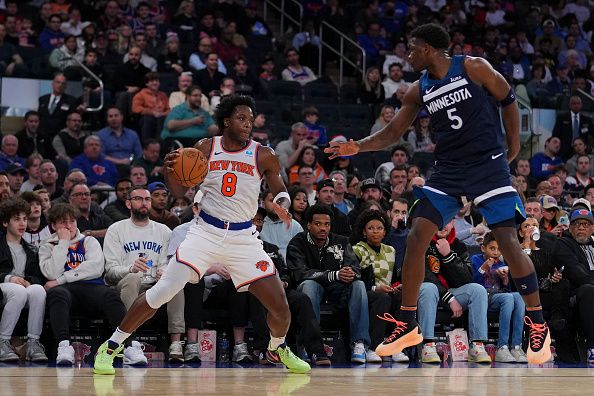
[93,341,124,375]
[266,345,311,374]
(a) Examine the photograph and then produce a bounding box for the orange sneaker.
[525,317,551,364]
[375,313,423,357]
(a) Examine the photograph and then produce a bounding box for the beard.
[131,207,149,221]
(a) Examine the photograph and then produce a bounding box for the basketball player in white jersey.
[94,95,311,374]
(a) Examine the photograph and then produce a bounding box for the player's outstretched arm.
[325,82,421,159]
[164,138,212,198]
[258,145,292,227]
[465,57,521,163]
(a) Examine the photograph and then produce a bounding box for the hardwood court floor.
[0,363,592,396]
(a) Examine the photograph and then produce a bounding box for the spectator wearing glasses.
[68,183,113,244]
[39,14,65,50]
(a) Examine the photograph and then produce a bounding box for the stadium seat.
[339,84,358,104]
[314,103,340,124]
[372,150,392,169]
[267,80,303,102]
[255,100,281,123]
[351,152,375,178]
[339,104,373,128]
[303,82,339,103]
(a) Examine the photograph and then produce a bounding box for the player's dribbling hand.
[164,149,182,173]
[324,139,360,160]
[271,202,292,229]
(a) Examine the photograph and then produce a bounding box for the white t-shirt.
[103,219,171,285]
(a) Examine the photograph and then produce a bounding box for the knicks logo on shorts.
[255,260,270,272]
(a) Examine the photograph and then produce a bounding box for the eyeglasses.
[572,221,592,229]
[71,192,91,198]
[129,196,152,202]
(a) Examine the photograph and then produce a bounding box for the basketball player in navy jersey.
[326,24,551,364]
[94,95,310,375]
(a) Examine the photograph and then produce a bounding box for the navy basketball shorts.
[411,154,525,229]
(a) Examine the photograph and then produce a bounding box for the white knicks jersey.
[199,136,263,222]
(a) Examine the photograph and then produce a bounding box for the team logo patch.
[255,260,270,272]
[427,255,440,274]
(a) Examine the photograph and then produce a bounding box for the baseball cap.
[539,195,558,210]
[572,198,592,212]
[148,182,168,193]
[360,178,381,192]
[316,178,334,191]
[417,109,429,118]
[569,208,594,224]
[329,135,352,159]
[6,163,27,175]
[543,19,555,28]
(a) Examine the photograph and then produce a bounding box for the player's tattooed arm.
[465,56,520,163]
[164,138,213,198]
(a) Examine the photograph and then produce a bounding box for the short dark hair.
[585,183,594,197]
[105,105,121,116]
[145,72,160,83]
[68,182,89,197]
[185,85,202,96]
[115,178,132,190]
[411,23,450,50]
[214,94,256,131]
[126,185,149,200]
[482,232,496,246]
[390,145,409,158]
[24,110,39,120]
[388,62,403,72]
[20,191,43,206]
[0,198,31,226]
[391,197,408,208]
[142,138,160,149]
[390,165,408,177]
[306,203,334,224]
[48,203,80,224]
[525,197,540,204]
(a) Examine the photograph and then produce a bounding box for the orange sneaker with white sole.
[525,317,552,364]
[375,313,423,357]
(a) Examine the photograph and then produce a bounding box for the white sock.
[109,327,131,346]
[268,335,286,351]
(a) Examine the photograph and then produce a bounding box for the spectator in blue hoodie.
[471,232,527,363]
[302,106,328,146]
[69,136,119,187]
[39,14,65,50]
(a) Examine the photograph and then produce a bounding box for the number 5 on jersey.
[447,108,463,130]
[221,172,238,197]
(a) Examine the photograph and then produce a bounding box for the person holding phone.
[352,209,409,364]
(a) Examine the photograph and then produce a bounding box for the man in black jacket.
[316,179,350,237]
[250,207,330,366]
[287,204,371,364]
[552,96,594,160]
[552,208,594,363]
[0,198,48,362]
[416,220,491,363]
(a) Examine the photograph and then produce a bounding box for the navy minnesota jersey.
[419,55,504,164]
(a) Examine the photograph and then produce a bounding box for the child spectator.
[471,233,527,363]
[0,199,48,362]
[302,106,328,146]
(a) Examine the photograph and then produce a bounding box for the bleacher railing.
[515,93,535,158]
[262,0,303,39]
[318,21,366,87]
[58,48,104,113]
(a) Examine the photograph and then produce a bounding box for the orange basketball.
[170,147,208,187]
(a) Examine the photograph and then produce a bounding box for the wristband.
[274,191,291,206]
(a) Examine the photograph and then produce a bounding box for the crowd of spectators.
[1,0,594,366]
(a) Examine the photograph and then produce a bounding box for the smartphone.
[559,216,570,227]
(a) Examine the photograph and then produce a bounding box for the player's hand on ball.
[164,149,182,172]
[272,202,292,229]
[324,139,360,159]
